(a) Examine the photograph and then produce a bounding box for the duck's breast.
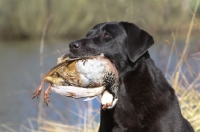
[76,58,107,86]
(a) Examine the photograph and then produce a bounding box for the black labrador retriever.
[69,22,194,132]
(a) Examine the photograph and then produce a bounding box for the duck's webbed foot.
[32,80,45,99]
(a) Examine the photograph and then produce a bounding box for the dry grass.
[17,101,100,132]
[170,71,200,132]
[19,117,99,132]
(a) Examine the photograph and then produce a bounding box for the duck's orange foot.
[32,80,45,99]
[44,84,52,106]
[32,88,42,99]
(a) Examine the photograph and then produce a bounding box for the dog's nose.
[69,42,80,50]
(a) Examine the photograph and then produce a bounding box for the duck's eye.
[103,32,111,38]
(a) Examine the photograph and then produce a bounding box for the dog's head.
[69,22,154,71]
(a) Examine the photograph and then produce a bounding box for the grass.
[170,65,200,131]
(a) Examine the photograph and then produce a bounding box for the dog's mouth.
[69,53,116,67]
[69,52,105,59]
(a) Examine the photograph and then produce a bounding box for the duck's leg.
[32,79,45,99]
[45,76,65,86]
[44,83,52,106]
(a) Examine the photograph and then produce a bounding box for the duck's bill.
[51,85,105,101]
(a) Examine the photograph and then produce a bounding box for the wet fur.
[69,22,194,132]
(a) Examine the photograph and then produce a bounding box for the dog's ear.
[120,22,154,62]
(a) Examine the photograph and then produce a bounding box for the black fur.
[69,22,194,132]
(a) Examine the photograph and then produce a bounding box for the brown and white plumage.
[32,54,119,108]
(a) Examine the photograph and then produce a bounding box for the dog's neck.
[119,51,151,74]
[131,51,150,67]
[116,51,174,128]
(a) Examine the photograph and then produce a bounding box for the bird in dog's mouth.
[32,53,119,109]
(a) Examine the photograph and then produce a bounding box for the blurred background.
[0,0,199,131]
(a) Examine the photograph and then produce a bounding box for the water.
[0,38,199,131]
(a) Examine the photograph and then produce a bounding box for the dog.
[69,22,194,132]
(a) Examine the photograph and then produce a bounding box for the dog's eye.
[103,32,111,38]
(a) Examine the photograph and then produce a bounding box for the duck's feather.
[51,85,105,99]
[44,55,103,78]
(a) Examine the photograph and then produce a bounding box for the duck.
[32,53,119,109]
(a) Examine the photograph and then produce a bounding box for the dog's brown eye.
[103,32,111,38]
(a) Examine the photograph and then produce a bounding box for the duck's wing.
[43,58,79,77]
[43,53,105,85]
